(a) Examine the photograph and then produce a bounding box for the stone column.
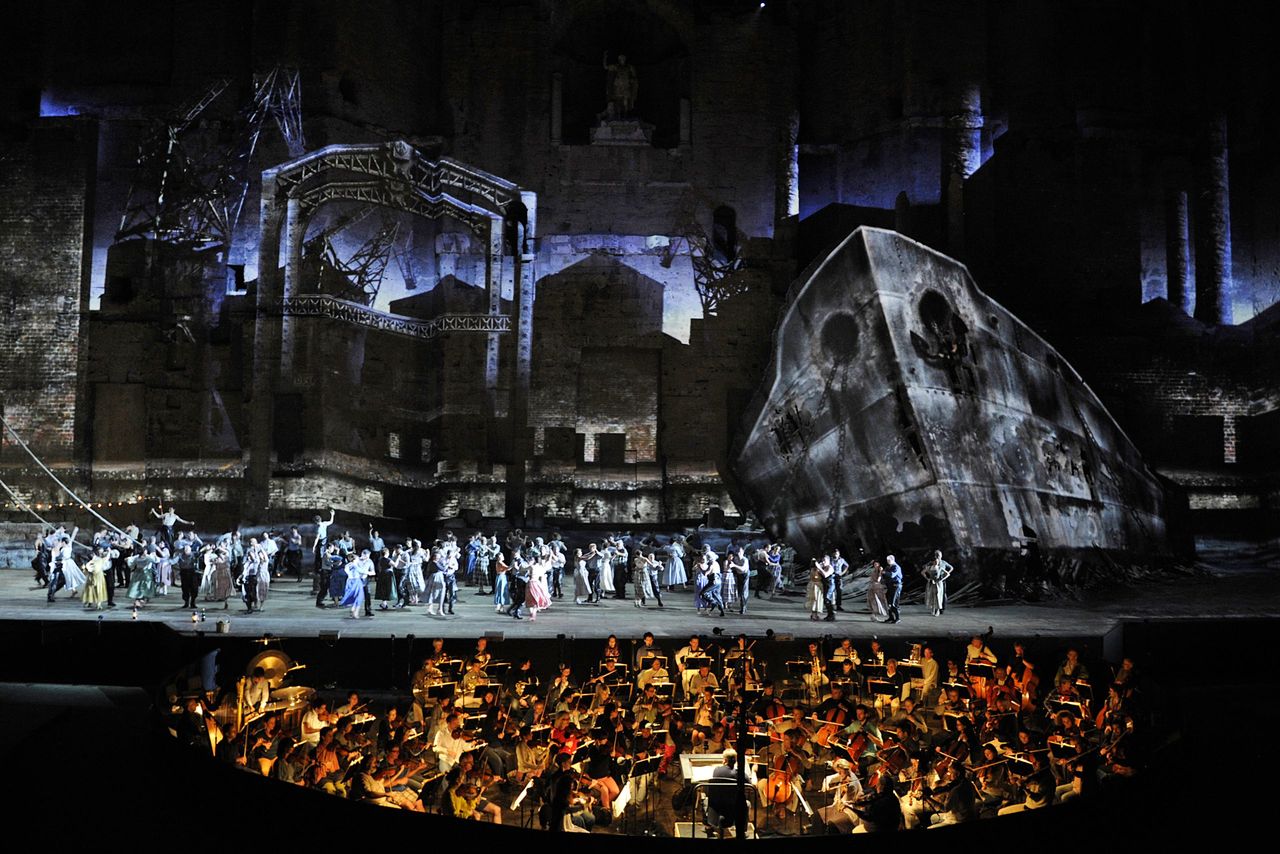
[943,85,983,255]
[280,195,304,376]
[246,179,284,517]
[679,98,692,147]
[775,111,799,223]
[1194,116,1233,325]
[1164,188,1192,314]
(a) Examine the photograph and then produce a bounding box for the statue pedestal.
[590,119,655,147]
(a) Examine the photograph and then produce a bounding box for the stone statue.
[603,51,639,118]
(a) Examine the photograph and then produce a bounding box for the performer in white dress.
[866,560,890,622]
[921,550,954,616]
[664,537,688,589]
[573,549,591,605]
[56,531,86,594]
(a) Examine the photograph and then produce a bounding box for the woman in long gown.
[81,547,110,610]
[805,559,826,621]
[921,550,954,616]
[423,553,447,616]
[249,541,271,609]
[598,546,616,596]
[493,552,510,613]
[338,557,365,619]
[373,548,397,610]
[56,534,86,595]
[328,554,347,601]
[664,538,688,590]
[525,553,552,621]
[155,542,172,596]
[573,549,591,605]
[404,543,426,605]
[866,560,890,622]
[127,549,158,606]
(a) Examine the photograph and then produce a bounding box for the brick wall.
[0,120,96,463]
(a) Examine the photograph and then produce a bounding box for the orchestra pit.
[1,1,1277,848]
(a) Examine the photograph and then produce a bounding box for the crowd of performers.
[172,631,1144,835]
[31,507,962,626]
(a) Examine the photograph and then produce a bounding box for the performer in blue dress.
[338,557,366,619]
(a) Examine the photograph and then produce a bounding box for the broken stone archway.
[245,140,538,516]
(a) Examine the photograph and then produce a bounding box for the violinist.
[446,752,503,822]
[546,751,594,832]
[547,665,576,712]
[817,758,863,833]
[974,743,1014,813]
[724,634,759,693]
[632,683,662,726]
[850,771,902,833]
[513,725,549,786]
[433,711,475,773]
[522,698,551,729]
[582,728,621,811]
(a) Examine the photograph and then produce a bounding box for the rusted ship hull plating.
[732,228,1170,584]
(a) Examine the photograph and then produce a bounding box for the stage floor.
[3,538,1275,641]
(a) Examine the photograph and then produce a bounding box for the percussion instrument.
[246,649,298,689]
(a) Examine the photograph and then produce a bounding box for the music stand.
[640,655,668,671]
[677,705,697,724]
[868,679,899,698]
[653,682,675,700]
[485,661,511,680]
[427,682,456,702]
[569,742,592,768]
[743,731,772,753]
[511,775,539,828]
[861,662,886,679]
[785,660,811,679]
[529,725,551,746]
[966,661,995,680]
[685,657,713,687]
[942,681,972,701]
[627,755,662,834]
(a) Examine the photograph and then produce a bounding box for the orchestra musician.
[802,641,829,704]
[637,656,670,692]
[817,758,863,833]
[675,635,707,699]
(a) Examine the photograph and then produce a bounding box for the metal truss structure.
[315,216,400,305]
[117,67,305,248]
[276,294,511,340]
[674,220,748,317]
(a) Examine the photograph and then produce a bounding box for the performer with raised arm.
[150,503,193,551]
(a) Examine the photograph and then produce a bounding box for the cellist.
[757,727,810,822]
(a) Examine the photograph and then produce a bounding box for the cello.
[762,740,805,804]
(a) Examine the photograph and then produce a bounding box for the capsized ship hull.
[732,228,1169,578]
